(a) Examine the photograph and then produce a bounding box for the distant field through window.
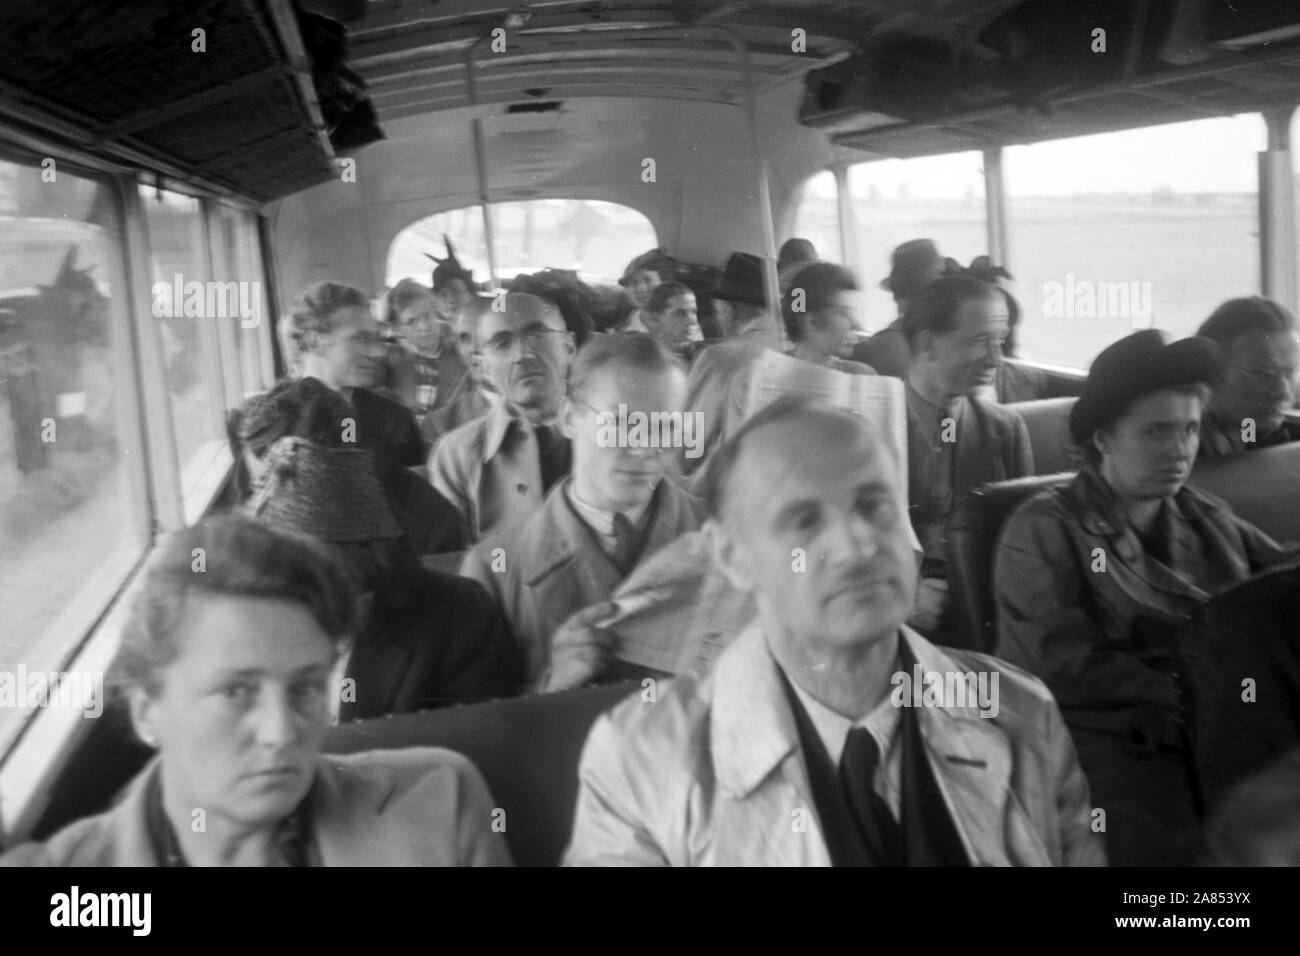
[387,200,658,290]
[1005,114,1264,370]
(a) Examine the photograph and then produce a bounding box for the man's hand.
[538,602,618,694]
[908,577,949,635]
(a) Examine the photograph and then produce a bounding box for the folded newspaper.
[594,350,911,674]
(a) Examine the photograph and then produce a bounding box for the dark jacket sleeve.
[420,572,524,705]
[994,495,1180,716]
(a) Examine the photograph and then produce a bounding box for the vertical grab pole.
[1260,108,1297,315]
[711,27,782,330]
[466,35,500,288]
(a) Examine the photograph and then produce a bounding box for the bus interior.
[2,0,1300,867]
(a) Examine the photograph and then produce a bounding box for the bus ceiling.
[3,2,1299,226]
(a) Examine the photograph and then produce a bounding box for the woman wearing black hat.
[993,330,1292,866]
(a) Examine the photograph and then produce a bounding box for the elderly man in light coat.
[564,398,1104,867]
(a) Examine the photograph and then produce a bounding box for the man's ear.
[916,327,946,362]
[559,395,579,441]
[127,686,161,750]
[1092,428,1111,458]
[704,517,754,593]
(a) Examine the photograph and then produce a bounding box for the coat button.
[516,483,528,494]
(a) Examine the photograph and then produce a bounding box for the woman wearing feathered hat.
[993,329,1293,866]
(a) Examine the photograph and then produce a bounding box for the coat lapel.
[311,756,401,866]
[901,631,1051,866]
[709,625,833,866]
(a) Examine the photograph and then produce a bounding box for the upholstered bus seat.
[323,681,640,867]
[1005,397,1079,476]
[945,441,1300,652]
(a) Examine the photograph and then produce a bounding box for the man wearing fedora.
[995,329,1292,864]
[854,239,947,378]
[680,251,781,478]
[429,292,576,542]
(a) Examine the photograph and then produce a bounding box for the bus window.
[386,199,658,288]
[1006,114,1265,370]
[218,206,272,400]
[139,186,228,495]
[0,158,145,752]
[847,151,987,330]
[789,170,842,266]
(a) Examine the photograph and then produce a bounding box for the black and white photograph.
[0,0,1297,926]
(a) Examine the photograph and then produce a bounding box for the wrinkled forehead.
[327,304,373,334]
[946,293,1007,337]
[476,293,564,337]
[729,411,900,514]
[1230,327,1300,365]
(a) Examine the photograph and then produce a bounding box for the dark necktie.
[533,423,570,493]
[839,727,903,865]
[611,511,641,574]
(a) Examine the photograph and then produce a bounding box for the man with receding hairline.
[429,291,575,541]
[564,398,1102,867]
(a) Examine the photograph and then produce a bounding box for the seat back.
[945,473,1073,652]
[1188,442,1300,544]
[323,681,640,867]
[1005,396,1078,475]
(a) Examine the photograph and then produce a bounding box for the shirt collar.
[564,478,655,537]
[787,668,902,767]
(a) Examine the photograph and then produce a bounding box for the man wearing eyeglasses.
[1195,297,1300,457]
[429,292,576,541]
[461,332,705,687]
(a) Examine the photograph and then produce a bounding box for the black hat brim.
[1069,335,1223,444]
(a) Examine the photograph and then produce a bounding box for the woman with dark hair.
[0,515,511,866]
[994,329,1291,865]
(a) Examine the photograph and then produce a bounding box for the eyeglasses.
[482,327,570,355]
[1229,363,1296,386]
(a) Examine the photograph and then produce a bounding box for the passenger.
[461,333,704,686]
[994,329,1291,865]
[853,239,946,378]
[378,278,468,427]
[422,295,495,447]
[680,252,780,477]
[641,280,703,362]
[1194,297,1300,457]
[960,256,1051,403]
[427,235,477,327]
[902,276,1033,638]
[428,292,575,541]
[0,516,511,866]
[509,270,597,347]
[614,248,669,333]
[783,262,875,373]
[284,281,426,469]
[248,438,521,716]
[1201,747,1300,866]
[777,237,818,293]
[564,399,1103,866]
[237,376,466,555]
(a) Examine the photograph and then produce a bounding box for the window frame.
[0,139,272,844]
